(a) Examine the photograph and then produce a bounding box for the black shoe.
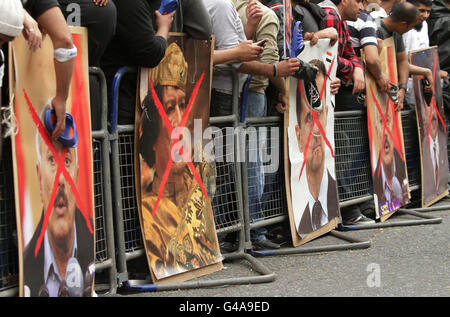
[293,59,318,82]
[252,239,280,250]
[220,241,237,253]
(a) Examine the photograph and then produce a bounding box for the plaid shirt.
[322,7,363,82]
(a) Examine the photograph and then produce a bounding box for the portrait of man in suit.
[294,59,339,238]
[416,78,449,205]
[372,92,409,217]
[23,103,94,297]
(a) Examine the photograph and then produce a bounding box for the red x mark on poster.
[22,90,93,257]
[298,56,336,180]
[148,72,208,217]
[425,52,447,144]
[369,84,405,178]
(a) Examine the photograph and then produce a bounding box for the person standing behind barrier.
[22,0,77,141]
[402,0,434,109]
[57,0,117,131]
[233,0,283,250]
[428,0,450,117]
[169,0,213,39]
[319,0,366,101]
[203,0,300,253]
[370,0,402,19]
[374,1,434,111]
[337,0,390,224]
[100,0,175,125]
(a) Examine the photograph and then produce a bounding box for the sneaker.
[343,214,375,226]
[252,239,281,250]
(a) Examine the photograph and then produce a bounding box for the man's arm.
[408,64,433,89]
[36,7,74,140]
[243,0,263,40]
[213,40,263,65]
[237,58,300,78]
[396,50,410,111]
[364,44,389,92]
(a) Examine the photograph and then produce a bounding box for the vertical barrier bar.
[0,138,19,296]
[89,67,118,294]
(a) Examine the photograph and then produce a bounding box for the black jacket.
[101,0,167,125]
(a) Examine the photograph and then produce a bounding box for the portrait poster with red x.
[285,39,340,247]
[410,46,449,207]
[9,27,95,297]
[134,34,223,284]
[366,38,410,221]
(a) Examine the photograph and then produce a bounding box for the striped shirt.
[346,10,378,58]
[320,1,363,82]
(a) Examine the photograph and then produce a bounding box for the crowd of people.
[0,0,449,255]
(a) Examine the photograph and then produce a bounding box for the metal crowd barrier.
[0,67,118,296]
[0,138,19,297]
[110,65,275,293]
[336,109,443,232]
[89,67,118,295]
[241,109,371,258]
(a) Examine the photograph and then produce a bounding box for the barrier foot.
[119,252,276,293]
[397,204,450,213]
[338,209,442,231]
[246,230,371,257]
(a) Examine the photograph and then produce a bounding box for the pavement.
[103,197,450,300]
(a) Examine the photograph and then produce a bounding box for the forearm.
[270,76,286,95]
[364,45,383,80]
[238,61,273,77]
[408,64,431,77]
[397,54,409,86]
[54,59,74,102]
[213,48,240,65]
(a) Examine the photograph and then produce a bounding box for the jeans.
[210,90,238,241]
[334,89,372,221]
[245,91,267,242]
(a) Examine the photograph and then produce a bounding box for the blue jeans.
[245,91,267,242]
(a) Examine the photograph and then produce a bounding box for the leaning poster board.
[285,39,340,247]
[9,27,95,297]
[365,37,410,221]
[409,46,449,207]
[134,34,223,284]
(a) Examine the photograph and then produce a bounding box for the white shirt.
[428,133,439,185]
[370,7,388,20]
[306,168,329,231]
[403,22,430,105]
[43,224,77,297]
[203,0,247,94]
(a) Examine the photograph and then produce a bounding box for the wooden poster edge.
[409,47,448,208]
[9,40,25,297]
[134,34,223,285]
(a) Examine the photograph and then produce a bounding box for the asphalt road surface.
[103,197,449,300]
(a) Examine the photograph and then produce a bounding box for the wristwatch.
[398,83,407,91]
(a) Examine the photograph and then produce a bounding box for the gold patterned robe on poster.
[141,161,221,280]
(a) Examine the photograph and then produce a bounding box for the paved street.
[107,198,450,299]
